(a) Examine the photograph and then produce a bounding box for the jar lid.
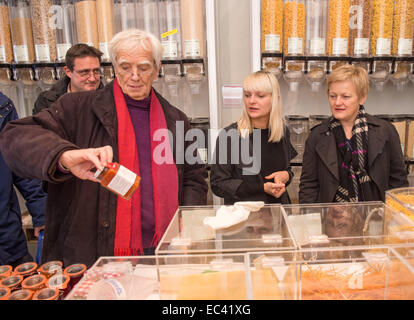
[286,115,309,121]
[33,287,59,300]
[22,274,47,290]
[0,287,10,300]
[0,265,12,277]
[0,275,23,288]
[38,260,63,276]
[64,264,87,278]
[8,289,33,300]
[14,262,37,276]
[48,274,70,290]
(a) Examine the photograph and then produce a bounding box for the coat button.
[102,221,110,228]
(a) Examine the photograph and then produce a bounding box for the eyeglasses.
[74,68,101,78]
[116,63,155,78]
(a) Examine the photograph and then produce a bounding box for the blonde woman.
[210,71,297,204]
[299,64,408,204]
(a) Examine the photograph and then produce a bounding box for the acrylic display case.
[385,187,414,223]
[155,204,297,255]
[297,246,414,300]
[282,201,414,251]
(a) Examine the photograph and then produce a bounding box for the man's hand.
[34,225,45,238]
[58,146,113,182]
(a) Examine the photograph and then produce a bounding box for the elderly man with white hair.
[0,29,208,267]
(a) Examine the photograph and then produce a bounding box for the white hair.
[108,29,163,69]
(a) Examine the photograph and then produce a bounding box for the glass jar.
[349,0,372,57]
[30,0,57,62]
[0,265,12,279]
[392,0,414,56]
[38,260,63,278]
[261,0,283,53]
[74,0,99,48]
[180,0,204,59]
[96,0,114,61]
[327,0,351,56]
[64,263,87,290]
[0,287,10,300]
[0,0,13,63]
[21,274,47,292]
[32,287,59,300]
[9,0,35,63]
[390,115,407,155]
[114,0,136,32]
[140,0,160,39]
[309,114,329,129]
[305,0,327,56]
[94,162,141,200]
[159,0,182,59]
[52,0,76,62]
[283,0,306,57]
[371,0,393,56]
[0,275,23,292]
[8,289,33,300]
[14,262,38,279]
[405,114,414,159]
[48,274,70,299]
[285,115,310,163]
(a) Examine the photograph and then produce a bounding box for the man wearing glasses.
[0,29,208,267]
[33,44,104,115]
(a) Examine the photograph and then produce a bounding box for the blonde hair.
[237,71,285,142]
[327,64,369,99]
[108,29,163,69]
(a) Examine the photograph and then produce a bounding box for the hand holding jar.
[57,145,114,181]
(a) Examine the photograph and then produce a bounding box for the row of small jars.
[0,261,86,300]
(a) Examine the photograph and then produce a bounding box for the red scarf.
[113,79,179,256]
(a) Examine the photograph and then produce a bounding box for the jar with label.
[327,0,350,56]
[392,0,414,57]
[371,0,393,56]
[74,0,99,48]
[140,0,160,41]
[261,0,283,53]
[349,0,372,57]
[8,0,35,63]
[159,0,182,60]
[305,0,327,57]
[94,162,141,200]
[114,0,136,33]
[30,0,57,62]
[53,0,76,62]
[283,0,306,56]
[0,0,13,63]
[96,0,114,61]
[180,0,204,59]
[285,115,309,163]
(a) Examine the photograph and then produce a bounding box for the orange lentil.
[371,0,394,56]
[283,0,306,56]
[261,0,284,53]
[392,0,414,56]
[327,0,350,56]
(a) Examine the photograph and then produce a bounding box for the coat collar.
[315,113,385,181]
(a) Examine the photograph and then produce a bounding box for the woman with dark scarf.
[299,64,408,204]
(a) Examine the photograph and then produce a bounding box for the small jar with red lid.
[33,287,59,300]
[14,262,37,279]
[0,265,12,279]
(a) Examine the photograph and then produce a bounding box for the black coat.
[32,75,104,115]
[0,82,208,267]
[299,114,408,204]
[210,123,297,205]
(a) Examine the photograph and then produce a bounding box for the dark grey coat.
[299,114,408,204]
[0,81,208,267]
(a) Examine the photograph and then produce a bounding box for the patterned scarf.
[329,105,373,202]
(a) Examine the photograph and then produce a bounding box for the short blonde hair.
[237,71,284,142]
[327,64,369,99]
[108,29,163,69]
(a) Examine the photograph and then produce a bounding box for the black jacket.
[210,123,297,205]
[299,114,408,204]
[0,82,208,267]
[32,75,104,115]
